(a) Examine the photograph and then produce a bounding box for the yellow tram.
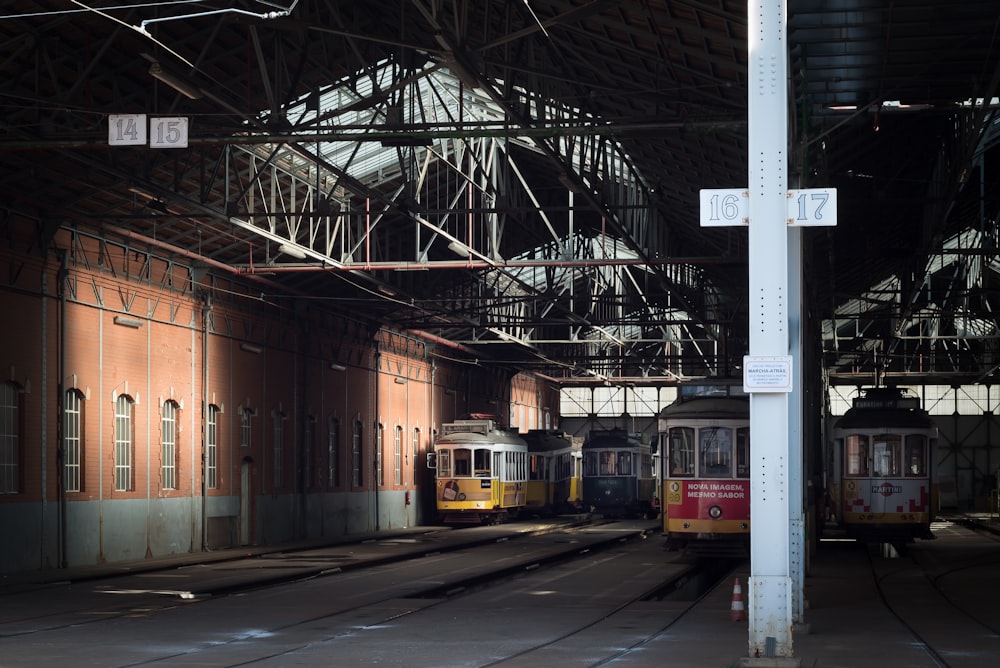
[523,429,583,515]
[429,415,528,524]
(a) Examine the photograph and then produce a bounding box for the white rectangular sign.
[108,114,147,146]
[700,187,837,227]
[743,355,793,393]
[700,188,749,227]
[149,117,189,148]
[787,187,837,226]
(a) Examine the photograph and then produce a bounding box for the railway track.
[868,520,1000,668]
[3,519,718,667]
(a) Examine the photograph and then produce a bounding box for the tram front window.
[474,448,491,476]
[873,436,901,477]
[669,427,695,477]
[700,427,732,478]
[616,451,633,475]
[453,448,472,476]
[599,451,616,475]
[845,435,869,477]
[905,436,926,476]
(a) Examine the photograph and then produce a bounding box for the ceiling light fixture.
[114,315,143,328]
[277,243,307,260]
[149,63,202,100]
[447,240,471,258]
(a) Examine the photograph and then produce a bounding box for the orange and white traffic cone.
[730,577,746,622]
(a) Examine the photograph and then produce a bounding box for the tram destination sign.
[700,188,837,227]
[742,355,793,393]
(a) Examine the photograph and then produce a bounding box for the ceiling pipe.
[231,255,743,273]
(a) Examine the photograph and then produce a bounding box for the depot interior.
[2,1,1000,571]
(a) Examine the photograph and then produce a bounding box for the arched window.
[162,400,179,490]
[411,428,420,486]
[206,404,220,489]
[114,394,134,492]
[0,382,20,494]
[240,407,254,448]
[394,425,403,485]
[376,423,384,487]
[328,416,340,488]
[272,409,286,489]
[304,415,315,489]
[64,389,85,492]
[352,419,363,487]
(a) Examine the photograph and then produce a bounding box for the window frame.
[114,394,135,492]
[0,381,20,494]
[668,427,696,477]
[328,416,340,488]
[161,399,179,491]
[272,409,285,489]
[393,425,403,486]
[845,434,869,477]
[63,389,84,493]
[352,419,363,487]
[206,404,220,489]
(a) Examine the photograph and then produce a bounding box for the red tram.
[657,386,750,554]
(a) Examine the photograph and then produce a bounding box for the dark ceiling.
[3,1,1000,387]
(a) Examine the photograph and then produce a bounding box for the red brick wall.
[0,219,560,571]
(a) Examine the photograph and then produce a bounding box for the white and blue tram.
[581,427,656,518]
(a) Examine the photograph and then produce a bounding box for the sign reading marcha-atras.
[743,355,792,392]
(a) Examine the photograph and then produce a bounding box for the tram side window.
[453,448,472,476]
[641,452,653,479]
[529,454,546,480]
[599,451,616,475]
[669,427,695,477]
[583,451,599,476]
[700,427,732,478]
[504,450,525,482]
[555,453,570,481]
[475,448,491,476]
[736,427,750,478]
[904,435,926,477]
[873,436,901,477]
[845,435,869,477]
[439,449,452,477]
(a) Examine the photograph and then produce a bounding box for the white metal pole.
[747,0,794,659]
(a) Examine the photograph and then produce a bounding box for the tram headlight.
[708,505,723,519]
